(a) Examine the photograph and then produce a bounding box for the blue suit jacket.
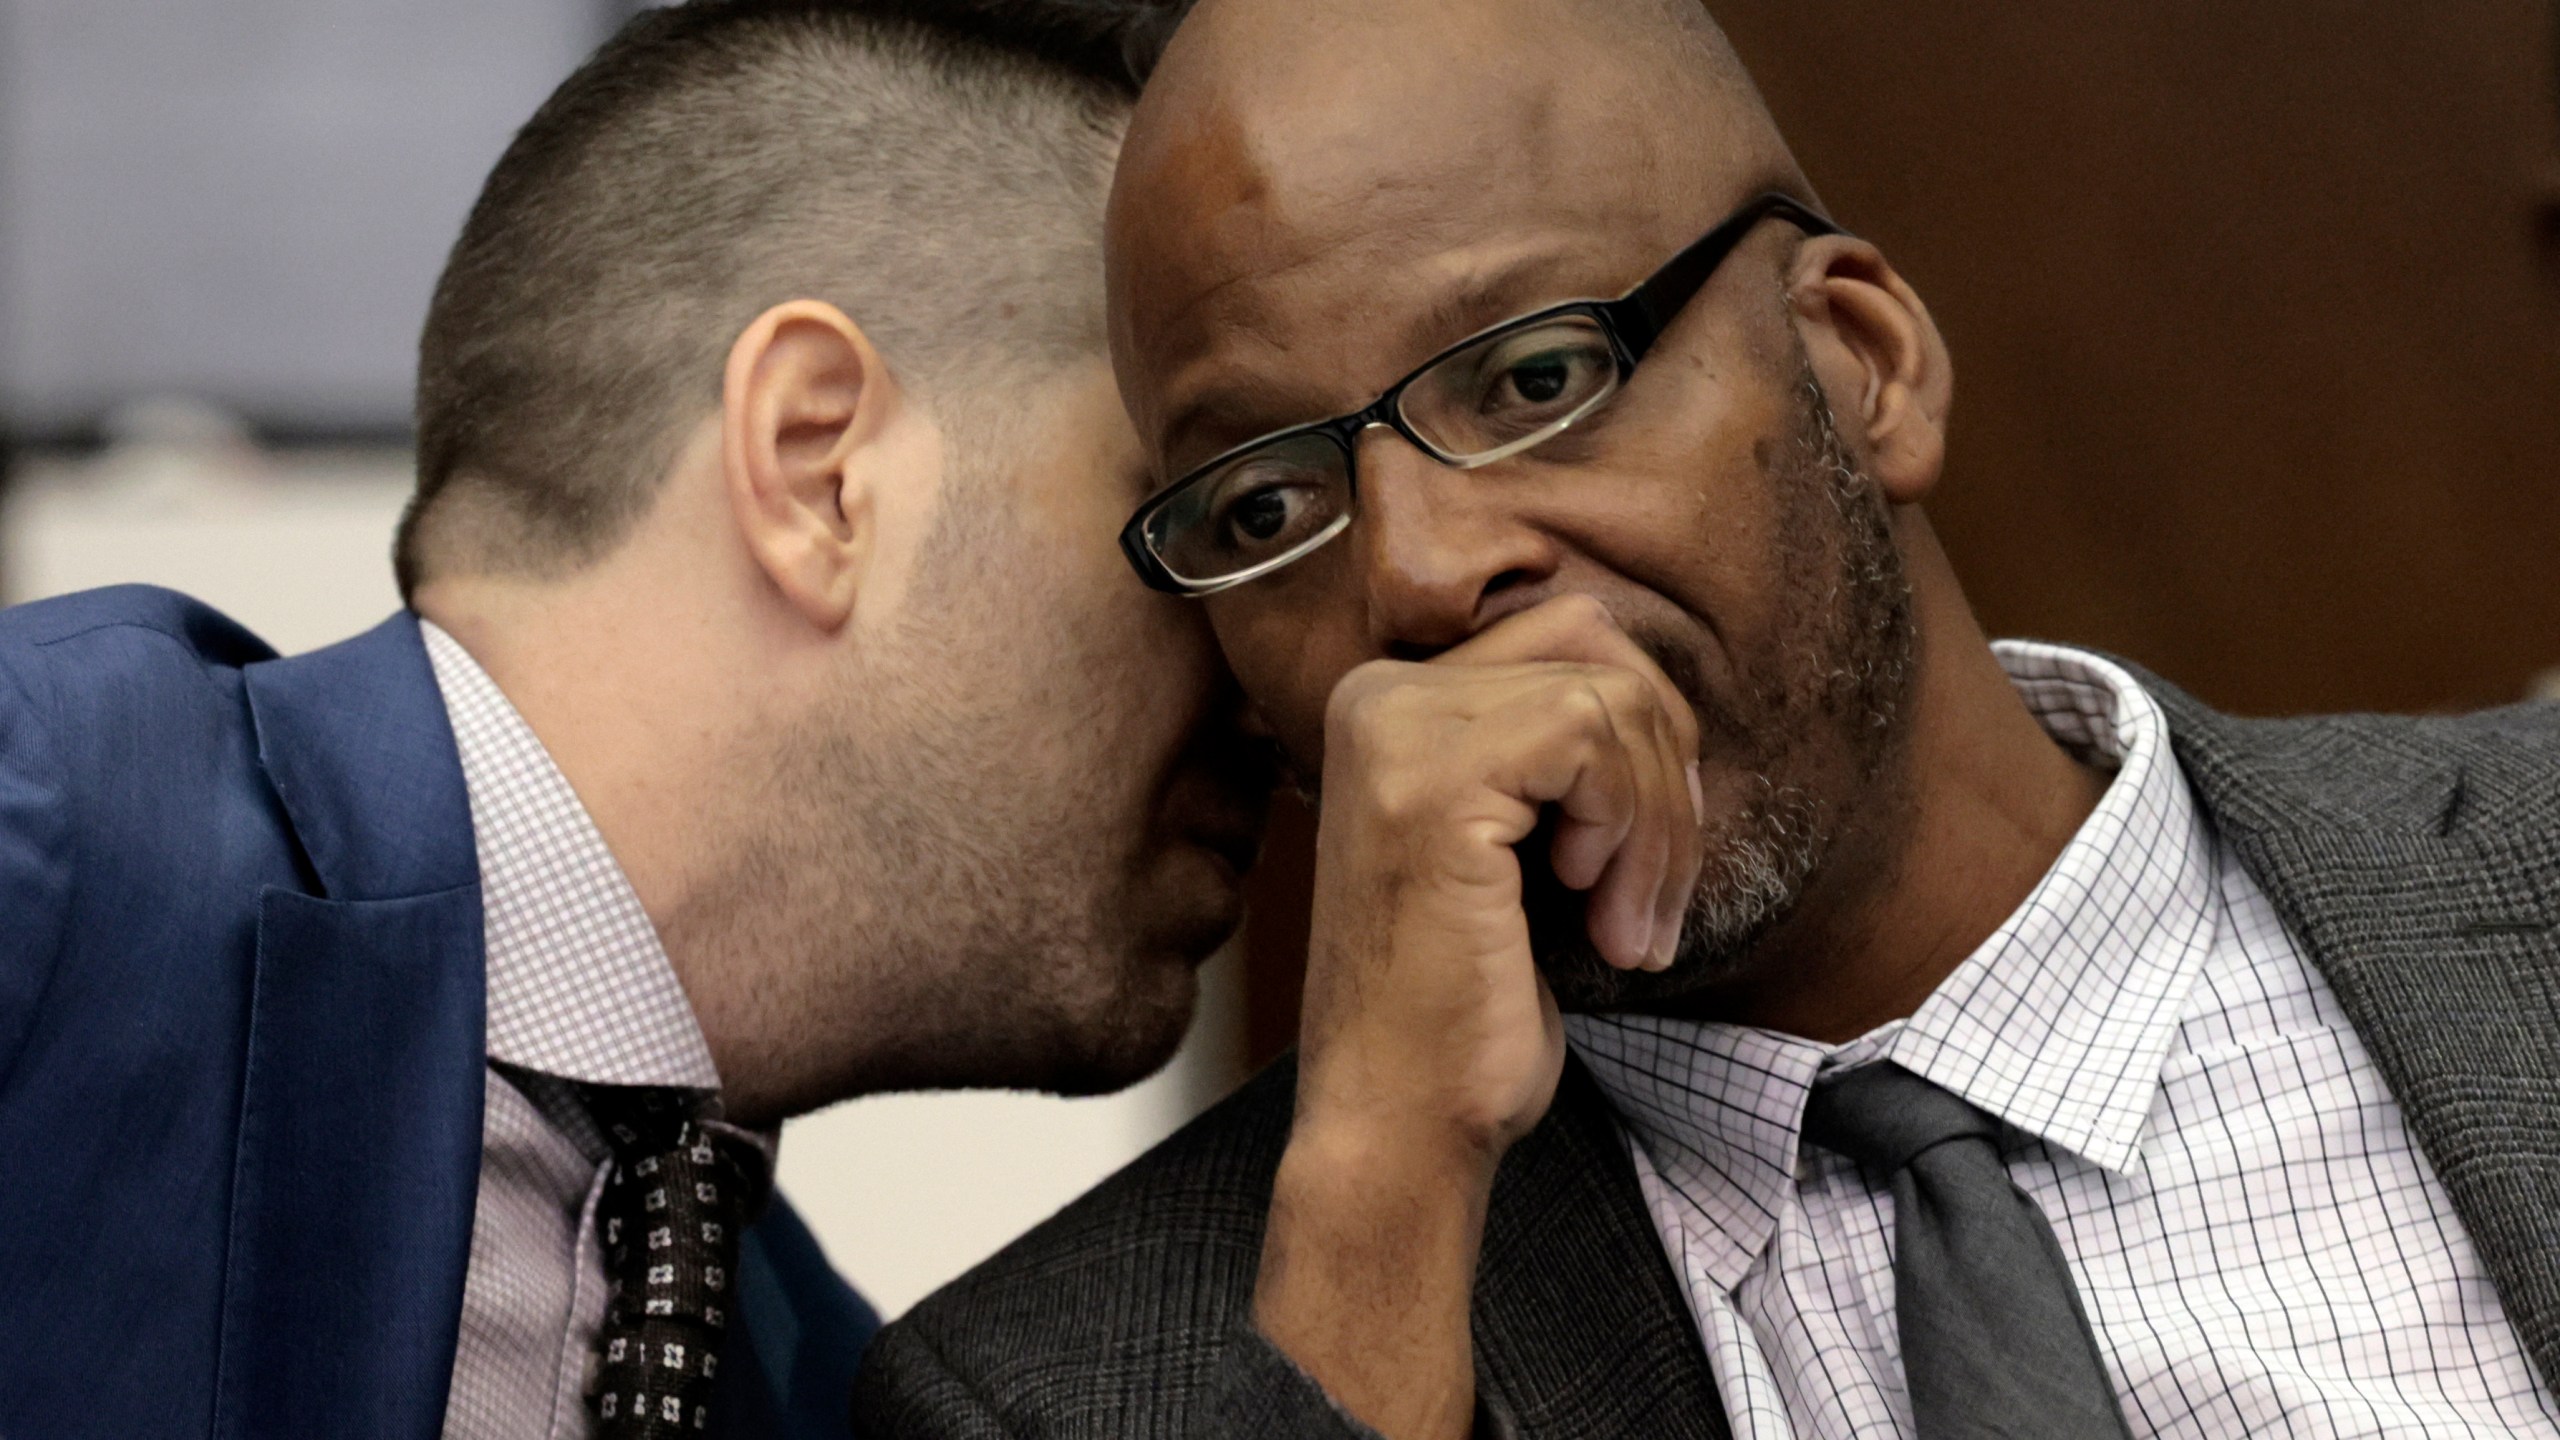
[0,586,877,1440]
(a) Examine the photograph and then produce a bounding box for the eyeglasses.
[1118,192,1843,596]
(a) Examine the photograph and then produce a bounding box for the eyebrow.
[1157,378,1347,478]
[1402,252,1592,361]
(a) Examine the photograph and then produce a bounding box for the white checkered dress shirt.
[1568,641,2560,1439]
[422,621,726,1440]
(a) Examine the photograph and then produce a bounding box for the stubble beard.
[1538,353,1918,1013]
[671,502,1195,1114]
[797,680,1191,1098]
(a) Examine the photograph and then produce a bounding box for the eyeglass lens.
[1150,313,1627,587]
[1147,429,1357,586]
[1398,313,1622,460]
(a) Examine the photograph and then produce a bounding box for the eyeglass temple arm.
[1604,192,1844,360]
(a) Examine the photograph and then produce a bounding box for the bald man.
[855,2,2560,1437]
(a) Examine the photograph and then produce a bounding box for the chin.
[1524,861,1793,1015]
[1129,844,1251,977]
[1044,876,1245,1096]
[1536,929,1767,1014]
[1037,954,1200,1097]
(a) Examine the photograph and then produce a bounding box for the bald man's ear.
[1786,239,1954,505]
[721,301,900,631]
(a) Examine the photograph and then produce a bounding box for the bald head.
[1108,0,1809,469]
[1103,0,1977,1012]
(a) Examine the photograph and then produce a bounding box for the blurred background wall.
[0,0,1244,1320]
[1708,0,2560,718]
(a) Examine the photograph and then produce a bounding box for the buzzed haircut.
[396,0,1180,599]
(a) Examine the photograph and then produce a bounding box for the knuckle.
[1559,678,1615,730]
[1583,670,1656,733]
[1325,662,1407,738]
[1599,668,1652,708]
[1644,695,1680,745]
[1321,664,1456,827]
[1363,768,1435,827]
[1550,592,1613,634]
[1668,687,1700,740]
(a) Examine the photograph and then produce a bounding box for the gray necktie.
[1800,1062,2135,1440]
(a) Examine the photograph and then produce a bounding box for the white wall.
[0,438,1242,1318]
[776,944,1241,1316]
[2,442,414,651]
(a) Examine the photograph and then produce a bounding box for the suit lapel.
[714,1197,881,1440]
[2156,683,2560,1397]
[215,614,488,1440]
[1473,1059,1732,1439]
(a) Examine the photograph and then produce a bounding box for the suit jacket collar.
[1474,1059,1732,1439]
[217,612,487,1440]
[245,611,478,902]
[2140,669,2560,1399]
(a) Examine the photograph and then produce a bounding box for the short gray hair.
[397,1,1156,598]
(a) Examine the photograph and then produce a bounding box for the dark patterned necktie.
[578,1083,772,1439]
[1801,1062,2135,1440]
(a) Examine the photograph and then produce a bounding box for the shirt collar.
[420,619,720,1091]
[1568,641,2220,1289]
[1886,641,2219,1175]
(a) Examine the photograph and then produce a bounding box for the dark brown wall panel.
[1710,0,2560,715]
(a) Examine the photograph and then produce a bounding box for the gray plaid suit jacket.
[854,678,2560,1438]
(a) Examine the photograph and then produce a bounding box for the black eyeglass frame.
[1119,191,1845,595]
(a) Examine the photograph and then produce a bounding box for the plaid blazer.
[854,677,2560,1439]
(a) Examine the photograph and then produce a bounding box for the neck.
[1694,526,2108,1043]
[415,502,820,1123]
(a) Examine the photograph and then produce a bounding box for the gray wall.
[0,0,610,435]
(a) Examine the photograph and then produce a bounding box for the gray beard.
[1536,354,1918,1013]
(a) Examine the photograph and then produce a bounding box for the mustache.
[1623,622,1758,759]
[1628,624,1705,714]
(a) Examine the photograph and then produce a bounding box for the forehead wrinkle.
[1124,58,1717,354]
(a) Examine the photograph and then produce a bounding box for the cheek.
[1591,378,1799,615]
[972,542,1205,764]
[1098,597,1222,744]
[1207,602,1341,760]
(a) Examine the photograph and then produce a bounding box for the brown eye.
[1197,442,1346,559]
[1225,485,1301,544]
[1500,354,1574,405]
[1476,340,1608,419]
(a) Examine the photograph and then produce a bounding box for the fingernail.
[1622,907,1657,971]
[1686,762,1705,824]
[1653,916,1681,971]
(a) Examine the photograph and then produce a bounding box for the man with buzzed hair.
[860,0,2560,1436]
[0,3,1265,1439]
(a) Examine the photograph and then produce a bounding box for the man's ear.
[721,300,903,631]
[1785,238,1955,506]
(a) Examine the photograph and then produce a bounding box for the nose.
[1351,423,1561,660]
